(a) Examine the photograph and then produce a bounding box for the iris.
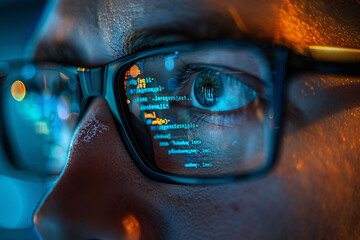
[194,73,224,107]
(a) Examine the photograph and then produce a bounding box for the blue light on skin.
[21,64,36,80]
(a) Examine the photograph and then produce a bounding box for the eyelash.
[171,64,261,127]
[175,64,237,87]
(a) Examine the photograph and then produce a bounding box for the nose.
[34,98,160,240]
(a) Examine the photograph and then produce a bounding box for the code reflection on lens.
[123,48,275,176]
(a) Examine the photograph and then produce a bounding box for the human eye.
[122,45,275,176]
[180,64,257,112]
[171,63,265,128]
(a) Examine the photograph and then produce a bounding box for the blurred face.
[32,0,360,239]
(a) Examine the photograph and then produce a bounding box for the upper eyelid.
[181,63,262,82]
[174,63,265,96]
[121,42,274,91]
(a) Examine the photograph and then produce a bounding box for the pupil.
[194,73,223,107]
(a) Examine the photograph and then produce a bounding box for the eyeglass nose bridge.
[77,66,107,118]
[78,67,105,97]
[76,63,126,126]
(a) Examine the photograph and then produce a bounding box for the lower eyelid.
[184,99,263,128]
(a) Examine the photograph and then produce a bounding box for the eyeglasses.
[1,40,359,184]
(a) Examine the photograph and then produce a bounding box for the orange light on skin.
[274,0,359,55]
[130,65,140,78]
[34,214,38,225]
[228,5,248,32]
[296,162,303,170]
[11,80,26,101]
[122,214,140,240]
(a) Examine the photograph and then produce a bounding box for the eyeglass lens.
[121,47,278,176]
[0,62,81,176]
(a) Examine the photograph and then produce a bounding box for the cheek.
[53,98,287,239]
[36,77,360,240]
[96,74,360,239]
[155,176,291,239]
[274,74,360,238]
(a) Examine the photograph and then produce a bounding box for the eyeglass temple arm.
[288,46,360,76]
[309,46,360,63]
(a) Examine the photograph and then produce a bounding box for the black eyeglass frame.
[77,40,287,185]
[1,40,359,184]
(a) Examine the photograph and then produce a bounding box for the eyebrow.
[33,0,360,65]
[118,18,253,57]
[109,2,360,59]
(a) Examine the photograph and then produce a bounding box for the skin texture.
[32,0,360,239]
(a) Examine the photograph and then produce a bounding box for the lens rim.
[0,61,82,178]
[110,41,286,185]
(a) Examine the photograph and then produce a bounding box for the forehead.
[33,0,360,65]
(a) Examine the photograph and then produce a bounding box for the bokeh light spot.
[296,162,303,170]
[21,64,36,80]
[11,80,26,101]
[165,58,175,71]
[57,96,70,120]
[130,65,140,78]
[122,214,140,240]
